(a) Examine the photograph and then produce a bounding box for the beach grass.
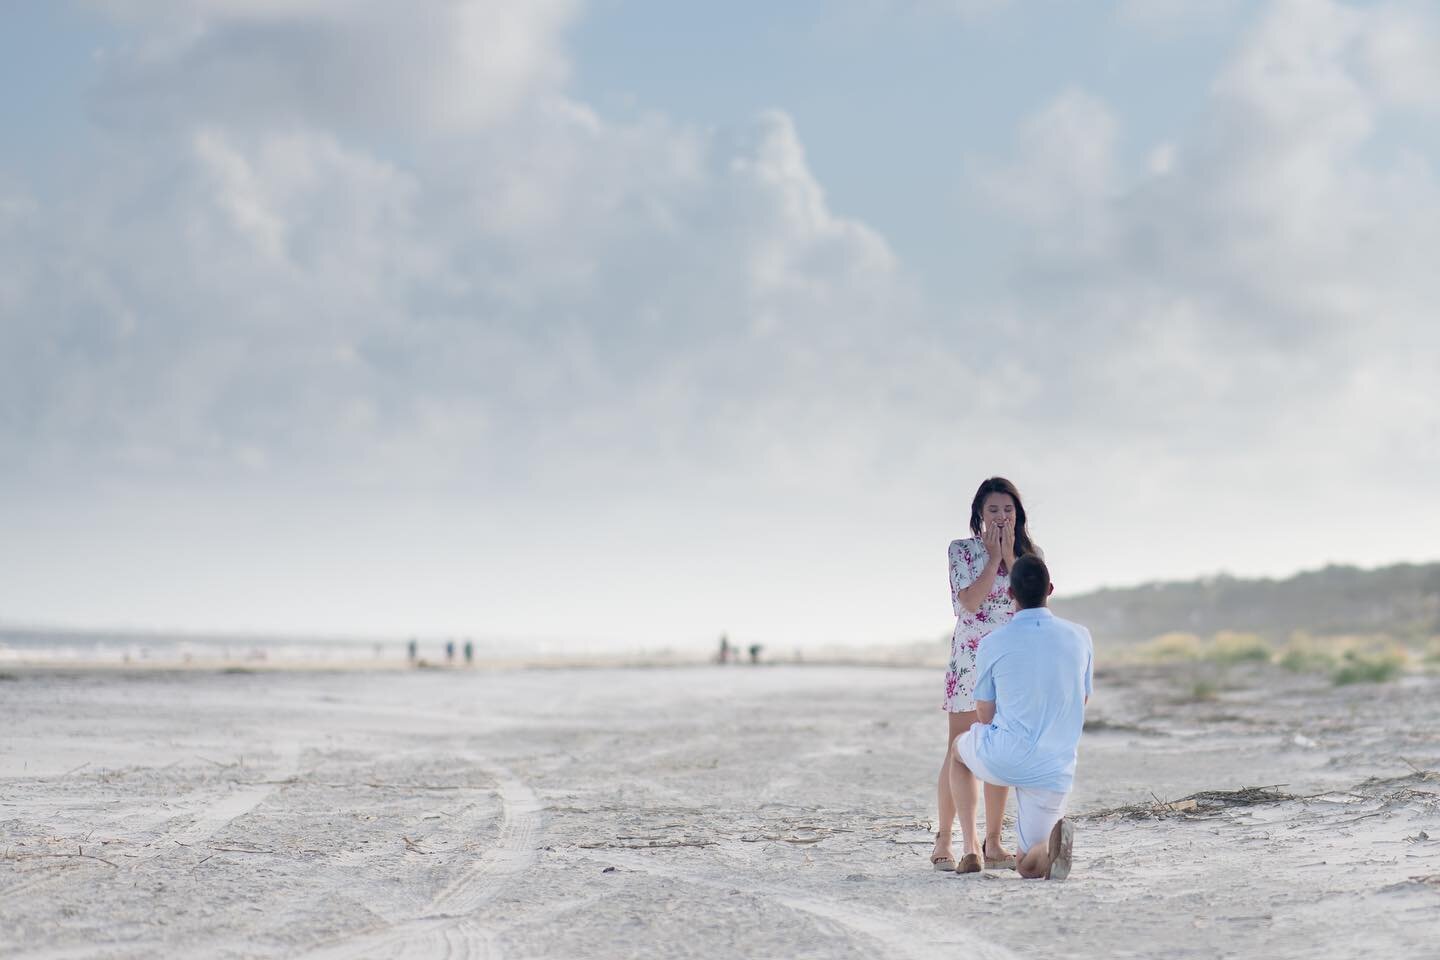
[1277,635,1341,673]
[1272,633,1411,684]
[1331,645,1408,685]
[1137,632,1206,661]
[1210,631,1272,664]
[1132,628,1417,688]
[1137,631,1272,666]
[1184,678,1221,702]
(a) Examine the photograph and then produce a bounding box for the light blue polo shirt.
[972,607,1094,793]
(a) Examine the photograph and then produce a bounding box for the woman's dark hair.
[968,476,1037,566]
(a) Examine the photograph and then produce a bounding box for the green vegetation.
[1185,679,1220,702]
[1057,562,1437,688]
[1331,646,1408,686]
[1211,631,1272,663]
[1138,632,1204,661]
[1134,626,1417,690]
[1136,630,1273,665]
[1054,561,1440,646]
[1274,634,1411,685]
[1278,634,1340,673]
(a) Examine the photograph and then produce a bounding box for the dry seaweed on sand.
[1082,717,1170,736]
[577,838,719,850]
[1179,785,1297,809]
[1355,768,1440,791]
[1080,785,1296,821]
[1379,874,1440,893]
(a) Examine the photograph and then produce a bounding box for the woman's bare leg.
[983,782,1013,860]
[946,739,982,859]
[933,710,974,862]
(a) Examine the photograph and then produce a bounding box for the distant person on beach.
[407,639,418,663]
[933,476,1040,872]
[717,634,731,665]
[445,640,455,664]
[464,640,474,665]
[949,554,1092,878]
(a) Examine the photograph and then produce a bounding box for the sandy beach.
[2,661,1438,959]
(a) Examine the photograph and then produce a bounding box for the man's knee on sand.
[1016,852,1049,879]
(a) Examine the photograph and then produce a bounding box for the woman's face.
[981,492,1017,531]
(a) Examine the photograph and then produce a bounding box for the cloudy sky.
[2,0,1437,649]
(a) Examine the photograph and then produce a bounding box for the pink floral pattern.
[941,537,1016,712]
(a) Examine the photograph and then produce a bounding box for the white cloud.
[4,0,1439,642]
[1,5,942,643]
[1146,141,1177,175]
[3,3,928,502]
[980,88,1119,253]
[89,0,579,135]
[967,0,1440,561]
[1352,1,1440,110]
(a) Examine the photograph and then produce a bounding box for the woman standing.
[932,476,1040,873]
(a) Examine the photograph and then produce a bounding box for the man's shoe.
[1046,819,1074,881]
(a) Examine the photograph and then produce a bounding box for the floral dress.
[942,537,1016,713]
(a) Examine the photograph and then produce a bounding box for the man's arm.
[972,631,999,725]
[1083,629,1095,708]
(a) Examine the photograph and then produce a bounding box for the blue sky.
[2,0,1438,648]
[570,1,1249,288]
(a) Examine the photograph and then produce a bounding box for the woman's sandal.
[931,854,958,872]
[983,837,1017,870]
[956,852,983,874]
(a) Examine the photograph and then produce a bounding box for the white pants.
[953,723,1069,854]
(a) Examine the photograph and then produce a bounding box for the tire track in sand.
[130,738,304,865]
[0,740,304,903]
[591,849,1021,960]
[300,762,542,960]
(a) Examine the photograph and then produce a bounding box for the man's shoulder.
[980,619,1023,648]
[1047,614,1093,645]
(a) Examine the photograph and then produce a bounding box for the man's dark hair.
[1009,554,1051,609]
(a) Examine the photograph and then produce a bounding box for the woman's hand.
[1000,522,1017,568]
[982,522,1002,561]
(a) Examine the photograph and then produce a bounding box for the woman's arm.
[952,526,1003,614]
[956,553,1001,613]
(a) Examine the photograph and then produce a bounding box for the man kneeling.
[949,555,1093,879]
